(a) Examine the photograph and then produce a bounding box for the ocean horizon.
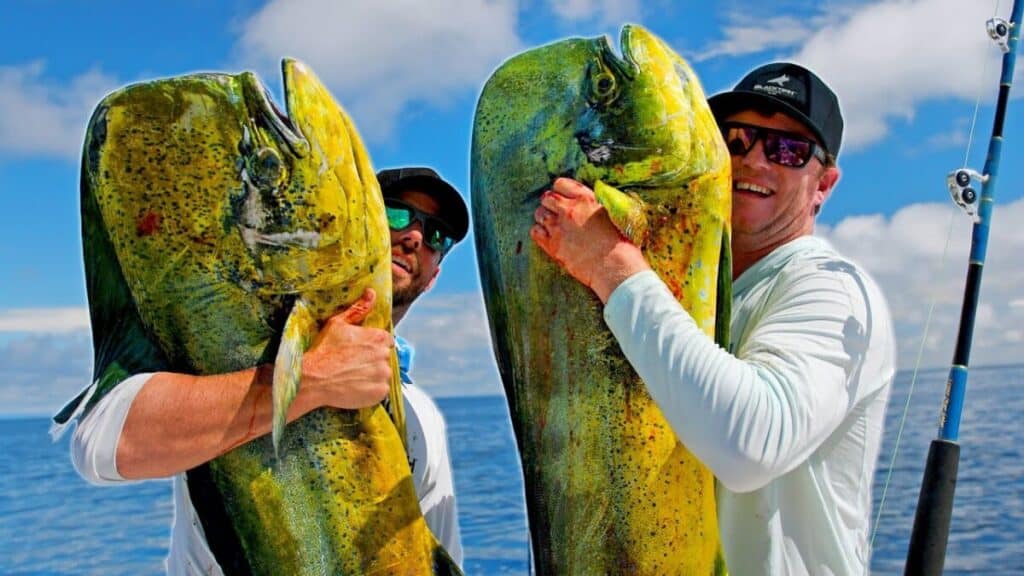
[2,364,1021,574]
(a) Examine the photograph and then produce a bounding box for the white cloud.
[795,0,1011,149]
[0,307,90,333]
[1,0,521,160]
[0,330,93,417]
[0,61,119,160]
[694,16,816,61]
[397,290,502,398]
[546,0,642,25]
[700,0,1012,150]
[818,196,1024,370]
[233,0,522,142]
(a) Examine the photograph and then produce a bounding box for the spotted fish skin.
[58,59,460,575]
[472,25,731,575]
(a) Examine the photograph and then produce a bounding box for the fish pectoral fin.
[593,180,649,247]
[386,350,408,452]
[715,229,733,349]
[271,298,318,457]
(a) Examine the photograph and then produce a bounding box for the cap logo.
[751,72,802,103]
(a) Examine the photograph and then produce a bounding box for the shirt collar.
[394,334,414,384]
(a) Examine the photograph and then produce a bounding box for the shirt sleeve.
[604,268,871,493]
[70,373,152,485]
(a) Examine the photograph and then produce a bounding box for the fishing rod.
[904,1,1022,574]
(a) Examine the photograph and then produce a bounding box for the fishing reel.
[947,168,987,222]
[987,18,1012,54]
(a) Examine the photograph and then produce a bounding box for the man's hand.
[529,178,650,303]
[301,288,394,410]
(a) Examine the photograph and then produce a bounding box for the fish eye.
[589,69,619,107]
[253,147,285,188]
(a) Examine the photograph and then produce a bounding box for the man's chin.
[392,284,422,308]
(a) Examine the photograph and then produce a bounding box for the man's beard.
[392,279,426,309]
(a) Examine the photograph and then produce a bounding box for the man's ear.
[814,165,841,212]
[424,265,441,293]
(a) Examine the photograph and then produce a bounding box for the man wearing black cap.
[377,167,469,325]
[530,63,895,574]
[66,166,468,573]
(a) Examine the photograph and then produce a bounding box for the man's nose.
[740,139,771,169]
[397,221,425,249]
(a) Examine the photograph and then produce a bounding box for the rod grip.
[904,439,960,575]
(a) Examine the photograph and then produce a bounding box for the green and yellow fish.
[54,59,459,575]
[471,25,731,575]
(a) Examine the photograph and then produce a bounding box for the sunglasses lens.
[385,205,412,230]
[722,123,818,168]
[764,134,813,167]
[724,126,756,156]
[386,199,455,255]
[425,223,455,254]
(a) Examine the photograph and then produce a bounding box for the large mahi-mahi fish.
[53,59,460,575]
[471,25,731,574]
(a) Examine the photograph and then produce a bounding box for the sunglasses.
[720,122,826,168]
[385,198,456,255]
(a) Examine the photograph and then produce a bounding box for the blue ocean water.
[2,364,1021,574]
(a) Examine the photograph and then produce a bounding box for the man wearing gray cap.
[66,166,468,574]
[530,63,895,574]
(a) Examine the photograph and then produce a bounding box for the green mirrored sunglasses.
[384,198,456,255]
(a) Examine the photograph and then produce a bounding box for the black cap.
[376,166,469,243]
[708,62,843,158]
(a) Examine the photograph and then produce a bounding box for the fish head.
[234,59,389,316]
[471,25,727,206]
[573,24,728,190]
[80,59,389,377]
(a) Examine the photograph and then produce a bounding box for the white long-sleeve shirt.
[70,369,463,574]
[604,235,895,575]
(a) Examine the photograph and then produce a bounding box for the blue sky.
[1,0,1021,414]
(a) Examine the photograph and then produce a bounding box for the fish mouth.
[241,71,309,159]
[235,60,362,253]
[599,27,639,82]
[240,227,322,248]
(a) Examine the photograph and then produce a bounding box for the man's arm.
[603,268,865,492]
[74,289,394,480]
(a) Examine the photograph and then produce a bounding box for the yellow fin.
[593,180,649,246]
[272,298,317,457]
[387,348,407,453]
